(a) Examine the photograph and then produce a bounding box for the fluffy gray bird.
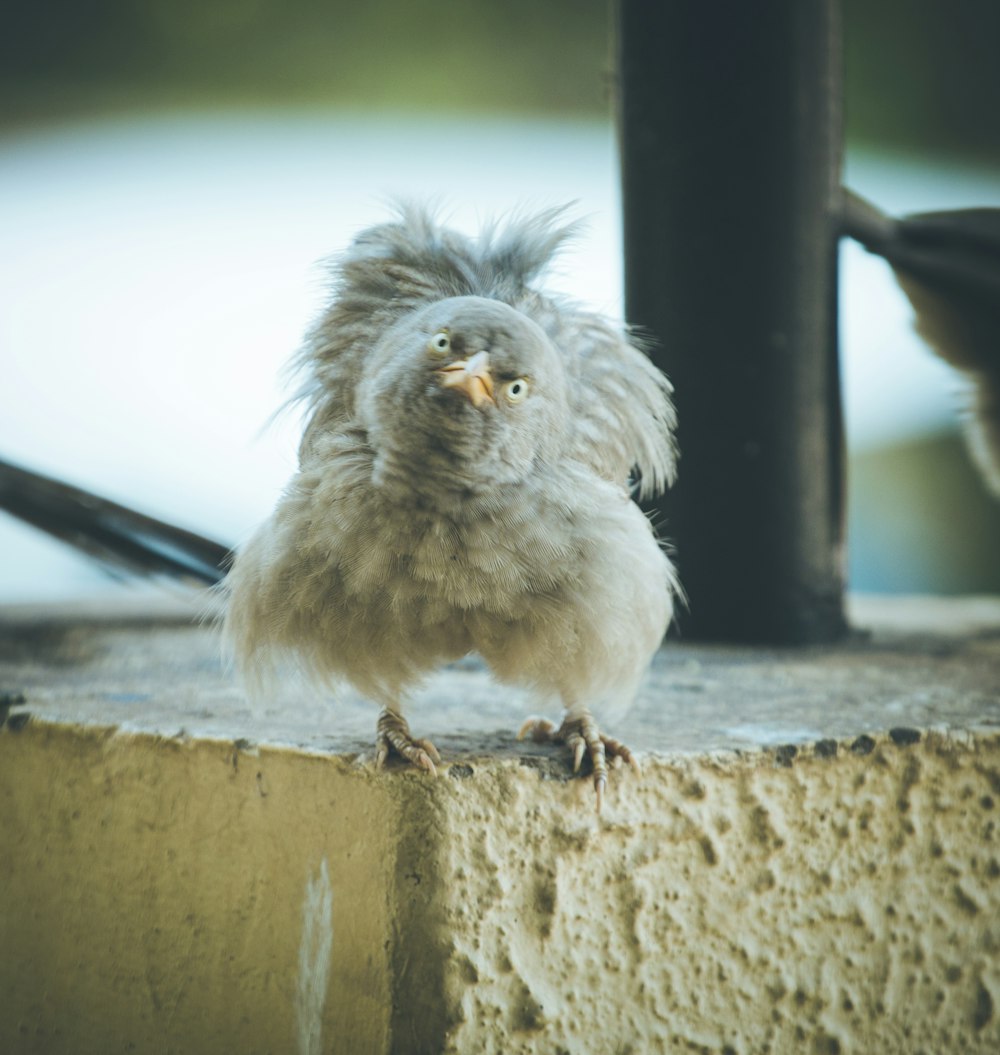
[224,205,680,807]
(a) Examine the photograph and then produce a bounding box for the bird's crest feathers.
[291,203,677,496]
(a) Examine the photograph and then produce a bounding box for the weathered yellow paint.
[1,723,395,1055]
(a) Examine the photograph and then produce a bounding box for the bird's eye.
[502,378,529,404]
[428,330,451,358]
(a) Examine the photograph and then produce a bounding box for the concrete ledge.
[2,595,999,1053]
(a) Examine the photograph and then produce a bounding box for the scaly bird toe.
[376,709,441,776]
[518,710,640,811]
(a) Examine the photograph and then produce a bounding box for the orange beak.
[436,350,496,408]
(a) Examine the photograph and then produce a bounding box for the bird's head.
[357,295,570,492]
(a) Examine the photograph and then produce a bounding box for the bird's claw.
[375,709,441,776]
[518,711,640,811]
[572,737,587,774]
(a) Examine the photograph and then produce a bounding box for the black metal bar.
[617,0,847,643]
[0,458,232,584]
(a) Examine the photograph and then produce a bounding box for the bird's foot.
[375,709,441,776]
[518,711,641,812]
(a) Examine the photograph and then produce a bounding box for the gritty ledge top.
[0,591,998,762]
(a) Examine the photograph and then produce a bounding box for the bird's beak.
[436,350,496,408]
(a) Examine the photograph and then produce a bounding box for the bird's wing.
[473,209,677,496]
[842,188,1000,495]
[0,458,231,585]
[843,191,1000,305]
[527,295,677,498]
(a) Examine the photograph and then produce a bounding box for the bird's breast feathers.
[311,442,670,637]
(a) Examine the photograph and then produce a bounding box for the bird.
[6,194,999,801]
[841,189,1000,497]
[221,204,681,809]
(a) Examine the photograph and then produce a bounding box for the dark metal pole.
[617,0,847,644]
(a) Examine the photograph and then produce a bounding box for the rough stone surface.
[1,593,999,1054]
[0,591,998,759]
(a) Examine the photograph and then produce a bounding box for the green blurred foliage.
[1,1,998,161]
[843,0,1000,161]
[0,0,612,120]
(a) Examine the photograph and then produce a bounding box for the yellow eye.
[502,378,529,404]
[428,330,451,358]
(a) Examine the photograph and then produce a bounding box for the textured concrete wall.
[2,718,998,1054]
[426,734,1000,1054]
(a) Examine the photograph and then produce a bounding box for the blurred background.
[2,0,999,602]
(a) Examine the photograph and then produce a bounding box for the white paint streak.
[296,857,334,1055]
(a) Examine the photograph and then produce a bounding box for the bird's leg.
[518,709,641,812]
[375,707,441,776]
